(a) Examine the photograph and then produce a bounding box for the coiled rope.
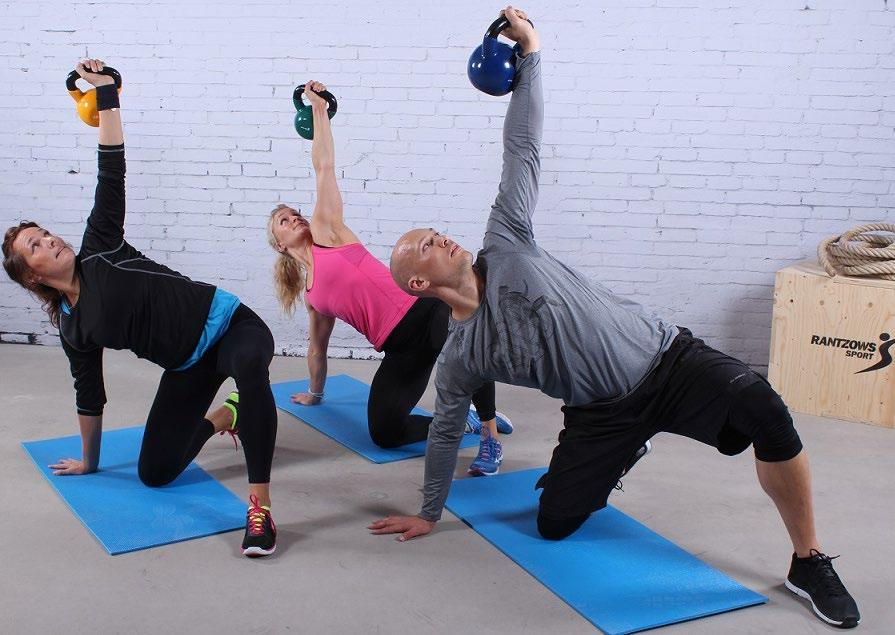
[818,223,895,281]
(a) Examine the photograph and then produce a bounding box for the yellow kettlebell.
[65,67,122,127]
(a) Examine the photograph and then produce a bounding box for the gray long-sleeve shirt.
[419,52,678,522]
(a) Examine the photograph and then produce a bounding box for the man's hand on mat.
[368,515,435,542]
[291,392,321,406]
[49,458,94,476]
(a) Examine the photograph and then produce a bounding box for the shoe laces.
[247,494,272,537]
[219,428,238,450]
[806,549,848,596]
[478,436,501,463]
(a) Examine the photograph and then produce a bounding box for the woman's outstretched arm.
[304,80,357,246]
[79,59,127,254]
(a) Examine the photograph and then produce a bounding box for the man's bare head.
[389,229,424,294]
[390,228,472,297]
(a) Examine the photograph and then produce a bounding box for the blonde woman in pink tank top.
[266,82,513,469]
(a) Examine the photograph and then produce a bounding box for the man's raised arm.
[486,9,544,247]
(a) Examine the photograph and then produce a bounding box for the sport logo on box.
[857,333,893,374]
[809,333,893,374]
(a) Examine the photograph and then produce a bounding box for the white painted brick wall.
[2,1,894,371]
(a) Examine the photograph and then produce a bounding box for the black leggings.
[138,304,277,486]
[367,297,497,448]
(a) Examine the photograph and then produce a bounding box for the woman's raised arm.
[304,81,356,245]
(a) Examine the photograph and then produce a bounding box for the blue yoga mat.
[445,468,766,635]
[22,426,247,555]
[272,374,479,463]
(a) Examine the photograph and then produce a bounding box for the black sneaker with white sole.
[242,494,277,557]
[615,440,652,491]
[785,550,860,628]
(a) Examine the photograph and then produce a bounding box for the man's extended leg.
[756,450,819,557]
[756,449,861,628]
[659,331,860,629]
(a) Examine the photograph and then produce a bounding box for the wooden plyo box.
[768,261,894,427]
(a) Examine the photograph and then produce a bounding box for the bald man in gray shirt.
[371,8,859,628]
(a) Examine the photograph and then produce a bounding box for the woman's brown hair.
[3,221,64,328]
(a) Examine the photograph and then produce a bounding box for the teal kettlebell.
[293,84,338,140]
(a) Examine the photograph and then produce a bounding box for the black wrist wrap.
[96,83,120,111]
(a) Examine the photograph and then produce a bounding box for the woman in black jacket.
[2,60,278,557]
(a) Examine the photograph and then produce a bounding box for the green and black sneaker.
[219,391,240,448]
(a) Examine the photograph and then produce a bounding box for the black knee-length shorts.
[537,327,803,519]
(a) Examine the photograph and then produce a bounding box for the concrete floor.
[1,342,892,634]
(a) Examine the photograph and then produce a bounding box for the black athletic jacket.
[59,145,216,416]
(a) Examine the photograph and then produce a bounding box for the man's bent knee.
[734,381,803,463]
[537,511,590,540]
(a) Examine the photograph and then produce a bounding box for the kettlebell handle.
[293,84,338,116]
[485,15,534,39]
[66,66,122,92]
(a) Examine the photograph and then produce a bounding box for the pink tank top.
[305,243,417,351]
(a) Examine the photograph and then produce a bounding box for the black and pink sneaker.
[242,494,276,557]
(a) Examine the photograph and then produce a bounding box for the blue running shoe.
[467,436,503,476]
[465,406,513,435]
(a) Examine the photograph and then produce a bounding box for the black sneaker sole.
[784,579,859,628]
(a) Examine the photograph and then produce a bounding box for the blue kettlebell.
[467,15,534,96]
